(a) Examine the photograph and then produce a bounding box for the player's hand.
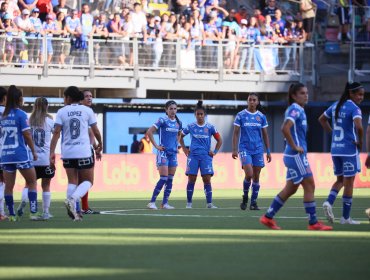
[365,155,370,169]
[50,153,55,167]
[156,145,165,151]
[183,147,189,157]
[266,153,272,163]
[209,151,216,157]
[232,151,238,159]
[353,141,362,151]
[294,146,304,154]
[32,151,38,161]
[96,151,102,161]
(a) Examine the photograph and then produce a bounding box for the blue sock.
[162,175,174,205]
[186,182,195,203]
[150,176,167,203]
[304,201,318,225]
[4,195,15,216]
[265,195,285,219]
[204,184,212,204]
[327,189,339,205]
[243,179,251,197]
[76,201,81,213]
[28,190,38,214]
[251,182,260,204]
[342,196,352,219]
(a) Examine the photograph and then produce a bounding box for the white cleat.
[161,203,175,210]
[42,212,53,220]
[147,202,158,210]
[340,217,360,225]
[365,208,370,220]
[323,201,335,223]
[186,203,192,209]
[207,203,218,209]
[65,198,80,220]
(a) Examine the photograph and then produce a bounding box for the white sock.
[22,187,29,202]
[0,182,4,215]
[66,184,77,199]
[42,192,51,214]
[71,181,92,201]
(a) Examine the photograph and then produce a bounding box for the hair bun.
[197,100,203,107]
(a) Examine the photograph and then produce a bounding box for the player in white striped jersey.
[50,86,103,221]
[0,87,7,221]
[16,97,55,220]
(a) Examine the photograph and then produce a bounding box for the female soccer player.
[17,97,55,220]
[146,100,182,210]
[1,85,40,221]
[50,86,103,221]
[319,82,364,224]
[260,83,332,230]
[232,93,271,211]
[180,101,222,209]
[0,87,7,221]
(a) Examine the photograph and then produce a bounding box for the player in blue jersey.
[365,115,370,220]
[0,87,7,221]
[232,93,271,211]
[147,100,182,210]
[260,83,332,230]
[319,82,365,225]
[180,101,222,209]
[1,85,41,221]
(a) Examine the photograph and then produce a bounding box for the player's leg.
[199,156,216,208]
[240,153,253,210]
[64,164,79,219]
[250,153,265,210]
[2,165,17,221]
[340,175,359,224]
[81,148,98,214]
[0,170,7,220]
[161,154,178,209]
[185,155,199,209]
[41,177,52,219]
[19,166,40,220]
[148,152,168,209]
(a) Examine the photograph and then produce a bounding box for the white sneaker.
[340,217,360,225]
[42,212,53,220]
[207,203,218,209]
[365,208,370,220]
[323,201,335,223]
[147,202,158,210]
[65,198,79,220]
[161,203,175,210]
[186,203,192,209]
[346,32,352,40]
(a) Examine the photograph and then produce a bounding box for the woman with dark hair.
[180,101,222,209]
[146,100,182,210]
[0,87,7,221]
[260,83,332,230]
[17,97,55,220]
[1,85,40,221]
[319,82,365,225]
[50,86,103,221]
[232,93,271,211]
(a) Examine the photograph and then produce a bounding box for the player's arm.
[147,126,164,151]
[262,127,272,163]
[318,113,332,133]
[281,119,304,153]
[366,124,370,168]
[91,124,103,154]
[50,125,62,168]
[353,117,363,151]
[23,129,37,161]
[179,133,189,157]
[232,125,240,159]
[210,132,222,157]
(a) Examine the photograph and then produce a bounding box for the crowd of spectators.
[0,1,369,72]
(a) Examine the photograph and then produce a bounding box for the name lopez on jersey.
[67,111,82,117]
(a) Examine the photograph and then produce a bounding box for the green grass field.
[1,189,370,280]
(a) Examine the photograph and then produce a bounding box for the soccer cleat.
[81,208,100,214]
[308,221,333,231]
[64,200,75,219]
[207,203,218,209]
[340,217,360,225]
[65,198,78,220]
[161,203,175,210]
[147,202,158,210]
[260,215,281,230]
[0,214,8,221]
[8,215,18,222]
[250,203,260,211]
[42,212,53,220]
[29,213,44,221]
[322,201,335,223]
[240,195,248,210]
[365,208,370,221]
[186,203,192,209]
[16,200,27,217]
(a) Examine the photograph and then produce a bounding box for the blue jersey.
[182,122,217,156]
[153,117,182,154]
[284,103,307,155]
[234,109,268,155]
[0,109,32,164]
[324,100,362,156]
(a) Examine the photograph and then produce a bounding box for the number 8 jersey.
[55,103,97,159]
[324,100,362,156]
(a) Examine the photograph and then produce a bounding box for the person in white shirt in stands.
[50,86,103,221]
[131,2,147,41]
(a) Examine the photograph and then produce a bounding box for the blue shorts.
[332,155,360,177]
[2,161,34,173]
[186,154,214,176]
[40,39,53,54]
[284,153,312,185]
[156,151,178,167]
[239,151,265,167]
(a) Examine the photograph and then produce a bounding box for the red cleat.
[307,221,333,231]
[260,215,281,230]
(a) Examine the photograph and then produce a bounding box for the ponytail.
[335,82,363,121]
[194,100,206,114]
[165,100,182,129]
[288,82,305,106]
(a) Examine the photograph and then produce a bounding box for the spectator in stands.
[28,8,43,65]
[107,12,125,67]
[132,2,147,40]
[54,11,70,68]
[0,2,9,20]
[203,10,220,69]
[223,24,238,72]
[243,16,261,72]
[234,5,248,24]
[14,9,34,66]
[121,11,134,66]
[300,0,315,44]
[1,0,20,19]
[182,0,198,20]
[66,9,81,65]
[190,10,205,69]
[162,12,179,69]
[262,0,278,22]
[336,0,352,41]
[272,9,285,35]
[2,13,17,64]
[144,14,157,67]
[139,133,153,153]
[78,3,95,65]
[153,16,164,67]
[37,0,53,22]
[18,0,38,12]
[171,0,191,15]
[130,134,141,153]
[40,14,57,64]
[254,8,265,25]
[53,0,72,16]
[93,12,109,65]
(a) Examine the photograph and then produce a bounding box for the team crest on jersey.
[357,109,362,115]
[204,128,208,133]
[255,116,261,122]
[290,110,298,117]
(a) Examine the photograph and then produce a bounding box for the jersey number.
[69,118,81,140]
[2,127,19,149]
[33,128,45,147]
[333,123,344,142]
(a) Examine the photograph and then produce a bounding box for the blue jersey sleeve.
[261,115,268,128]
[153,117,165,129]
[210,125,217,136]
[324,105,333,119]
[182,124,190,136]
[285,106,301,123]
[351,106,362,120]
[19,111,30,132]
[233,114,241,126]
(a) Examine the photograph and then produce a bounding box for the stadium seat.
[324,42,341,54]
